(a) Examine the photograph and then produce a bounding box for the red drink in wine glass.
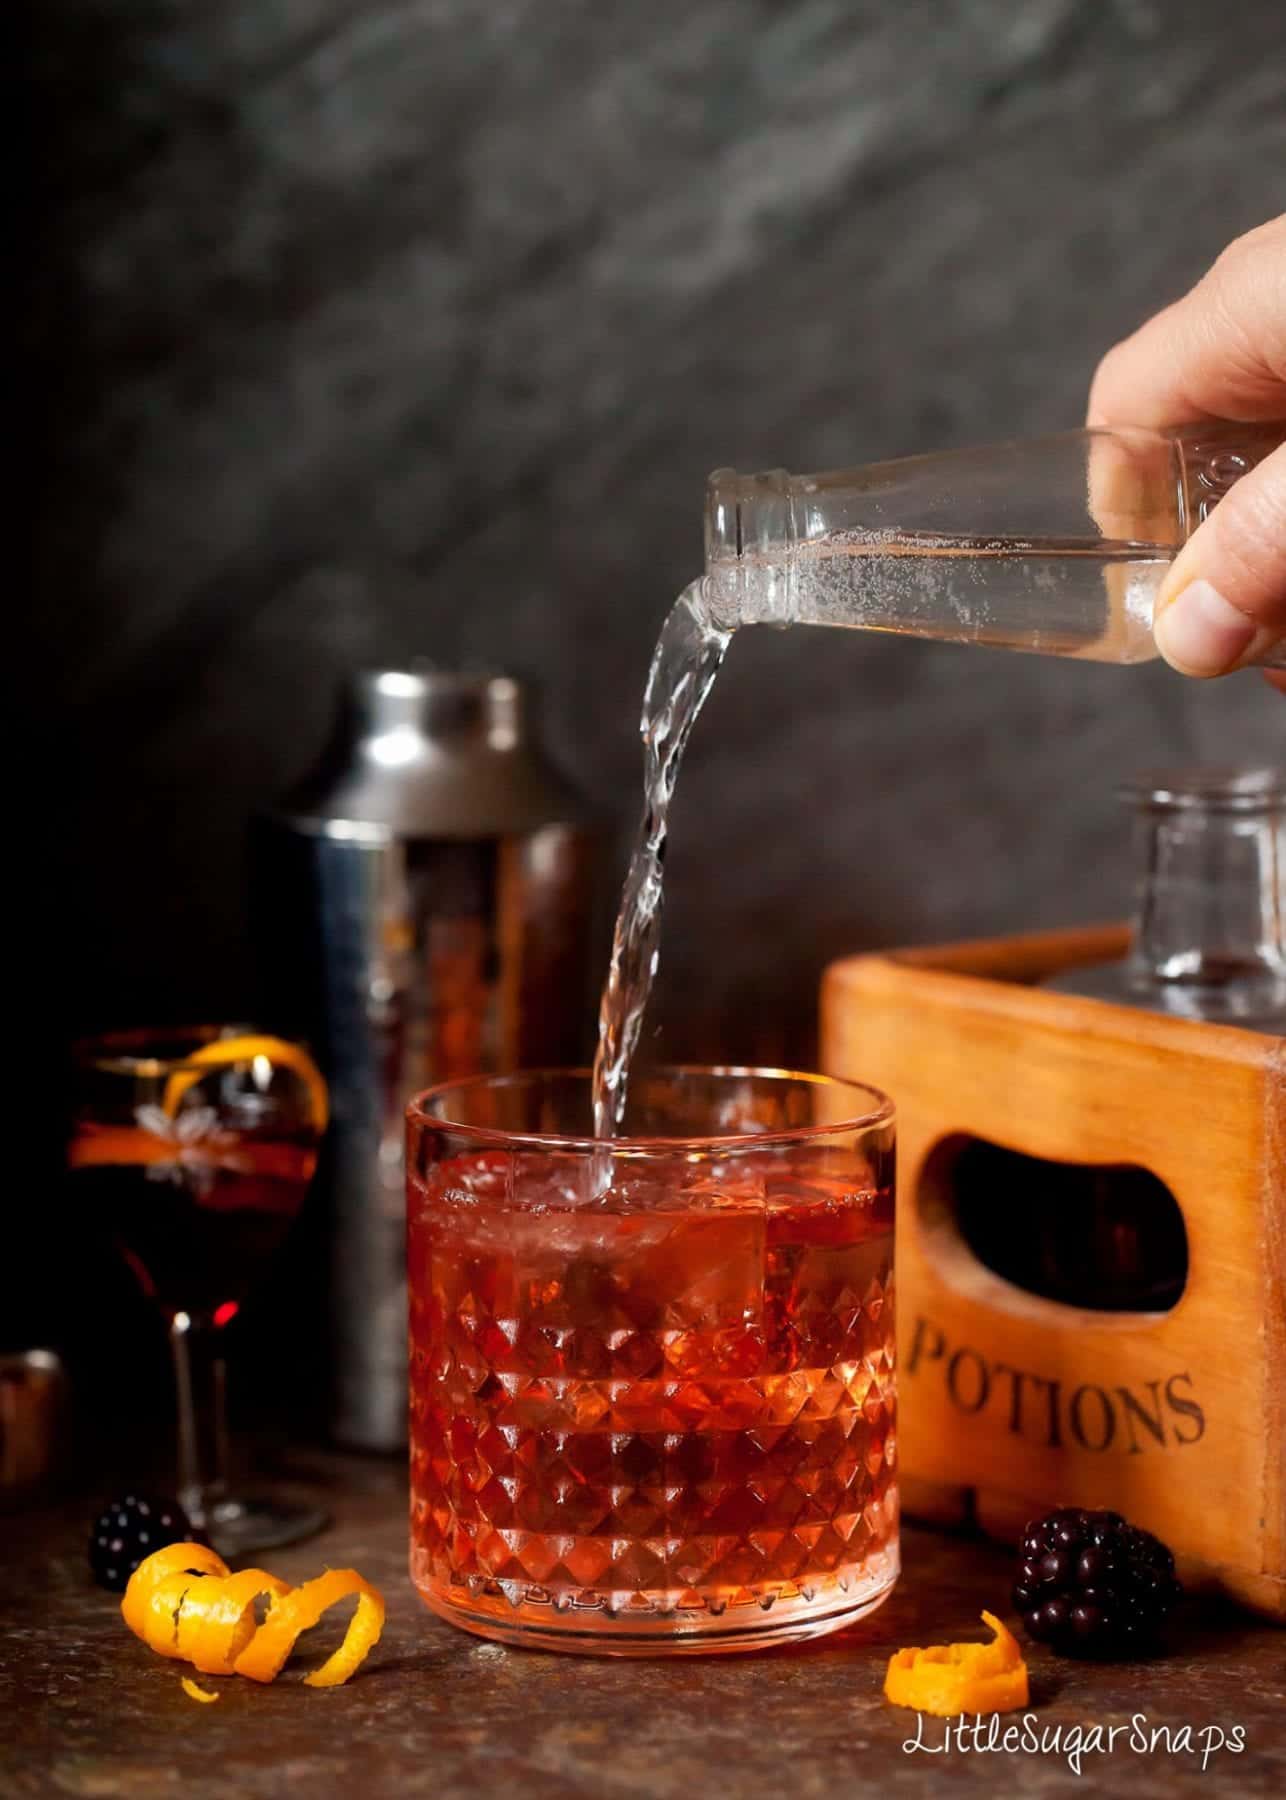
[69,1027,328,1554]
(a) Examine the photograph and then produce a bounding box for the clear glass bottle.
[954,767,1281,1320]
[1049,766,1286,1031]
[705,421,1286,664]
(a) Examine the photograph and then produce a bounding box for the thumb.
[1154,438,1286,676]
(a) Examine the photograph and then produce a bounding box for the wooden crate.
[821,924,1285,1619]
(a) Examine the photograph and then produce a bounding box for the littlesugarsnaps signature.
[902,1711,1246,1777]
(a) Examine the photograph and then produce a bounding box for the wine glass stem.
[169,1313,229,1528]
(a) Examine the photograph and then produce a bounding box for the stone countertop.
[4,1456,1282,1800]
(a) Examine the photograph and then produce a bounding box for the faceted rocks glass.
[407,1067,897,1654]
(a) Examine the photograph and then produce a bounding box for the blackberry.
[88,1493,193,1593]
[1014,1507,1181,1657]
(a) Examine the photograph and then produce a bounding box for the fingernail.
[1154,580,1257,677]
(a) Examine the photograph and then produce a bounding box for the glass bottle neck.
[1125,770,1286,1026]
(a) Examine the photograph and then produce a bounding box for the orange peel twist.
[177,1568,293,1674]
[120,1544,231,1661]
[160,1035,329,1133]
[120,1543,383,1690]
[884,1610,1029,1716]
[233,1568,385,1688]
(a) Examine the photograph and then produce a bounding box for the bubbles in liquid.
[720,529,1168,662]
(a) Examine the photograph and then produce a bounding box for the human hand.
[1088,215,1286,687]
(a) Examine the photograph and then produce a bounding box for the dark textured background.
[16,4,1285,1374]
[27,0,1286,1067]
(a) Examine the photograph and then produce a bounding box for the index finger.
[1088,216,1286,430]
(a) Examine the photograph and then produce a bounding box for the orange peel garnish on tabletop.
[121,1544,384,1690]
[178,1567,293,1674]
[180,1677,220,1704]
[232,1568,385,1687]
[160,1035,330,1133]
[884,1611,1029,1717]
[121,1543,231,1660]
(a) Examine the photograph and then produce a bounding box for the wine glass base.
[205,1496,330,1558]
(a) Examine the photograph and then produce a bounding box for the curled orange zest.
[121,1544,230,1654]
[121,1544,383,1689]
[160,1035,329,1133]
[232,1568,385,1688]
[884,1611,1029,1717]
[176,1568,292,1675]
[139,1572,212,1662]
[122,1542,228,1604]
[180,1677,220,1704]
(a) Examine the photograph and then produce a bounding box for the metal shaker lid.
[280,665,589,841]
[349,668,525,748]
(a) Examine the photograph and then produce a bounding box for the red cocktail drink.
[408,1068,896,1653]
[69,1027,328,1554]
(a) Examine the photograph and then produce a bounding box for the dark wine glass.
[69,1026,329,1555]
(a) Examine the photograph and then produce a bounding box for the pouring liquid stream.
[591,581,730,1147]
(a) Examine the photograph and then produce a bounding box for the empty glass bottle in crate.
[1048,766,1285,1029]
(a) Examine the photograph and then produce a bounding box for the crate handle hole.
[918,1135,1187,1315]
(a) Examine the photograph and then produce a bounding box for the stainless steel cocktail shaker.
[257,668,596,1449]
